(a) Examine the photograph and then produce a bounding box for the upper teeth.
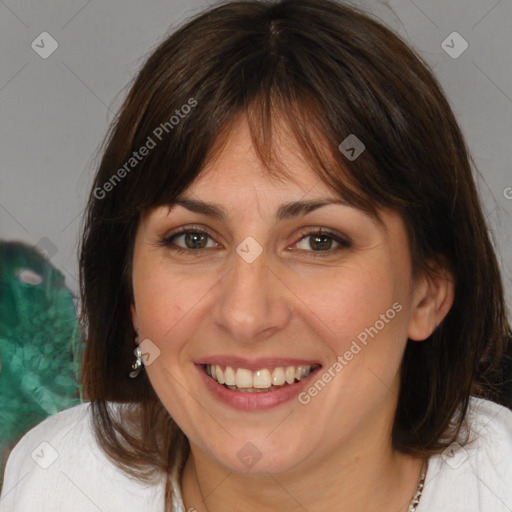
[205,364,317,388]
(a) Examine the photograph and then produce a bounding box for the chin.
[201,433,313,476]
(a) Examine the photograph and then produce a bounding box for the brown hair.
[78,0,511,508]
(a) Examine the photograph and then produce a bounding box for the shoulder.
[466,396,512,444]
[1,402,93,489]
[419,397,512,512]
[0,402,165,512]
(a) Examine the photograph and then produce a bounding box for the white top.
[1,397,511,511]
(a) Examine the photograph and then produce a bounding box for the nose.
[211,248,293,344]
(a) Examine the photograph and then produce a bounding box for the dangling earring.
[129,336,143,378]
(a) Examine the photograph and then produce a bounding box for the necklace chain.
[192,458,428,512]
[407,458,428,512]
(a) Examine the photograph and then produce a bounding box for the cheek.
[291,262,403,354]
[132,258,218,354]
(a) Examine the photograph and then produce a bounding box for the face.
[130,116,444,476]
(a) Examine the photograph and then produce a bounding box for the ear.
[407,264,455,341]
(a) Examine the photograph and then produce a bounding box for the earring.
[129,336,144,378]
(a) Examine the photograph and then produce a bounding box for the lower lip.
[196,364,322,411]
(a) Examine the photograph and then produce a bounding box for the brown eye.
[180,232,209,249]
[160,226,220,253]
[292,229,351,256]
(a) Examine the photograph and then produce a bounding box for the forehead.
[146,115,391,232]
[171,116,388,231]
[192,115,321,195]
[168,117,364,228]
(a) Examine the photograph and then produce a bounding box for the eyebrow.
[167,196,363,222]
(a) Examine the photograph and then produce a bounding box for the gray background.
[1,0,511,308]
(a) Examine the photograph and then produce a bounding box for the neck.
[181,422,425,512]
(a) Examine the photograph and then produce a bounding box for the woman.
[1,0,511,510]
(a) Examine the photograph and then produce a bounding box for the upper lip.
[195,356,322,371]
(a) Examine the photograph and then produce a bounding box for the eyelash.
[158,224,352,257]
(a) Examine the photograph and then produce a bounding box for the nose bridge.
[212,246,292,342]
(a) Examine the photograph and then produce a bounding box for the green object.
[0,241,84,477]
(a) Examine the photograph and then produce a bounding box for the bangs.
[120,76,387,228]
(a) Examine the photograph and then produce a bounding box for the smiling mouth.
[203,364,321,393]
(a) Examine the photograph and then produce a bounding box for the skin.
[130,116,454,512]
